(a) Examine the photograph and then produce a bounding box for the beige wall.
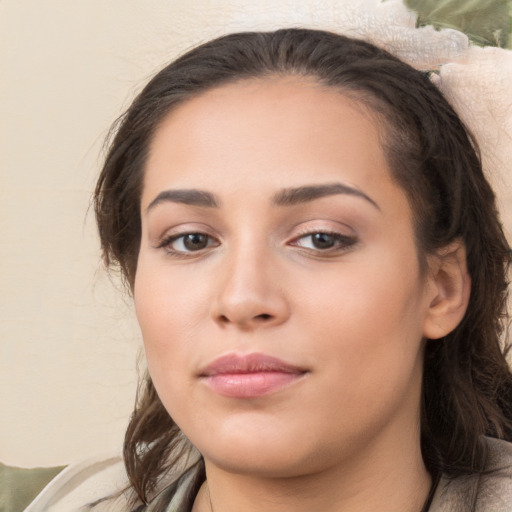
[0,0,202,468]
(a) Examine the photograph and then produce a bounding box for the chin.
[205,445,320,478]
[186,418,340,478]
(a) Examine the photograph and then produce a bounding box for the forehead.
[142,76,401,212]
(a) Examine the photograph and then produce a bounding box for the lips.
[199,353,308,398]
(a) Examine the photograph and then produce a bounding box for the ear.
[422,240,471,340]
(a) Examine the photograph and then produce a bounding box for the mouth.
[198,353,309,398]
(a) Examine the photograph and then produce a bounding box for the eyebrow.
[145,182,379,213]
[272,183,380,210]
[146,189,219,212]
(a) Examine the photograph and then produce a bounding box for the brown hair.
[94,29,512,504]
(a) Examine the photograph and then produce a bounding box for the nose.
[210,247,290,330]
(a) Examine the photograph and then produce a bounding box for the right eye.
[160,232,219,255]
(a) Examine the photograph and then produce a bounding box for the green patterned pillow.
[406,0,511,47]
[0,463,65,512]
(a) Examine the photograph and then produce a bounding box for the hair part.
[94,28,512,504]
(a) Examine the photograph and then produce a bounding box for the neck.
[195,430,431,512]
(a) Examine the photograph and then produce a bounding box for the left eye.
[164,233,218,253]
[293,232,356,251]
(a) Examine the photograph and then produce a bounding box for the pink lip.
[199,353,308,398]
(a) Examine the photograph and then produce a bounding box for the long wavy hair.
[94,29,512,504]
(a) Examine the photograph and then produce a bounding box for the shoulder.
[137,463,204,512]
[24,453,204,512]
[430,437,512,512]
[23,453,133,512]
[476,437,512,510]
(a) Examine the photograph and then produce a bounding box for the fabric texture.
[0,463,65,512]
[405,0,511,47]
[22,453,130,512]
[430,437,512,511]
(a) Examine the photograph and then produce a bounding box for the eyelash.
[157,230,357,257]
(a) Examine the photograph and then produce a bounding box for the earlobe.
[422,240,471,340]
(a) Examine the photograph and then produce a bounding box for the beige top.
[24,437,512,512]
[430,437,512,511]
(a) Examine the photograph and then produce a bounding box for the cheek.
[135,255,207,334]
[133,255,218,408]
[301,246,426,381]
[134,262,188,370]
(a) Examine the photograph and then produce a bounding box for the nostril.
[215,311,276,326]
[256,313,272,321]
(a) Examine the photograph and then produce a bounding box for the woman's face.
[135,77,436,477]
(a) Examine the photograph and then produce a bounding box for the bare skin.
[136,77,470,512]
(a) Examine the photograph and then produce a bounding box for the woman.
[27,27,512,512]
